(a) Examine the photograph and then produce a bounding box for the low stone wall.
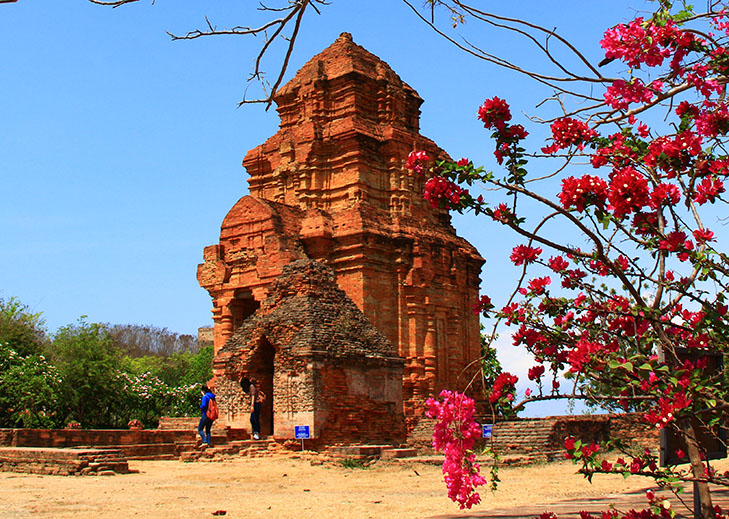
[0,447,132,476]
[0,428,195,448]
[0,425,250,461]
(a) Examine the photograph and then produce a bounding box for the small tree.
[0,296,48,357]
[416,2,729,517]
[50,318,123,428]
[0,342,65,428]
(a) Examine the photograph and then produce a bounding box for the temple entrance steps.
[179,439,282,462]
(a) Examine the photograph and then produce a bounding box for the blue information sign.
[295,425,311,439]
[481,424,493,439]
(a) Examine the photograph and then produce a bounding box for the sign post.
[295,425,310,451]
[481,424,493,439]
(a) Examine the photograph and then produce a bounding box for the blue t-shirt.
[200,392,215,417]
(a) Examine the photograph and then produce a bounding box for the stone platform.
[0,447,134,476]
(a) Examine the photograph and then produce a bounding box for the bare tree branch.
[88,0,142,7]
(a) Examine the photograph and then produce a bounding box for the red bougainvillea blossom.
[607,167,650,217]
[649,182,681,208]
[542,117,597,154]
[424,176,469,209]
[590,132,640,169]
[472,294,493,315]
[558,175,609,212]
[477,96,511,131]
[693,177,725,204]
[693,228,716,243]
[405,150,430,176]
[601,17,687,69]
[527,276,551,295]
[548,256,570,272]
[644,393,692,428]
[489,372,518,403]
[491,202,512,223]
[510,244,543,266]
[604,79,655,110]
[527,364,545,381]
[643,131,703,175]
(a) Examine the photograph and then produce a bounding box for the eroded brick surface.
[198,33,484,438]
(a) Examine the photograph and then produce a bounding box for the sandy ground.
[1,453,727,519]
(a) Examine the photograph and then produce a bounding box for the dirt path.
[2,454,727,518]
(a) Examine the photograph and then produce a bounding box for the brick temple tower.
[198,33,484,430]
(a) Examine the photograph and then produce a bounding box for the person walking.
[198,384,216,446]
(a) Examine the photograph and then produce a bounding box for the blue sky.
[2,1,652,415]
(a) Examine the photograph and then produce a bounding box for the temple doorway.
[248,335,275,437]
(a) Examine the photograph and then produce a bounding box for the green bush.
[0,342,65,428]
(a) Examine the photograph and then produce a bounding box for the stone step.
[328,445,392,458]
[380,448,418,459]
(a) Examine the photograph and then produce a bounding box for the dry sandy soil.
[2,453,727,519]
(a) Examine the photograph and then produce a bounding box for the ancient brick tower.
[198,33,484,433]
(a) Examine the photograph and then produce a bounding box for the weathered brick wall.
[312,363,406,444]
[549,415,611,448]
[407,414,658,458]
[608,413,659,447]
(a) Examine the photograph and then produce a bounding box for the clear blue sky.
[2,0,650,414]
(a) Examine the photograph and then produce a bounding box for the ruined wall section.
[213,260,405,443]
[197,197,309,352]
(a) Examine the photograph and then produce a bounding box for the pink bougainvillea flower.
[425,390,487,509]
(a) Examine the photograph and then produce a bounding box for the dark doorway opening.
[249,335,275,437]
[231,289,260,332]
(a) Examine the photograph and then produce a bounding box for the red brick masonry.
[198,33,484,435]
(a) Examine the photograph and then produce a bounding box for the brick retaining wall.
[408,413,659,460]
